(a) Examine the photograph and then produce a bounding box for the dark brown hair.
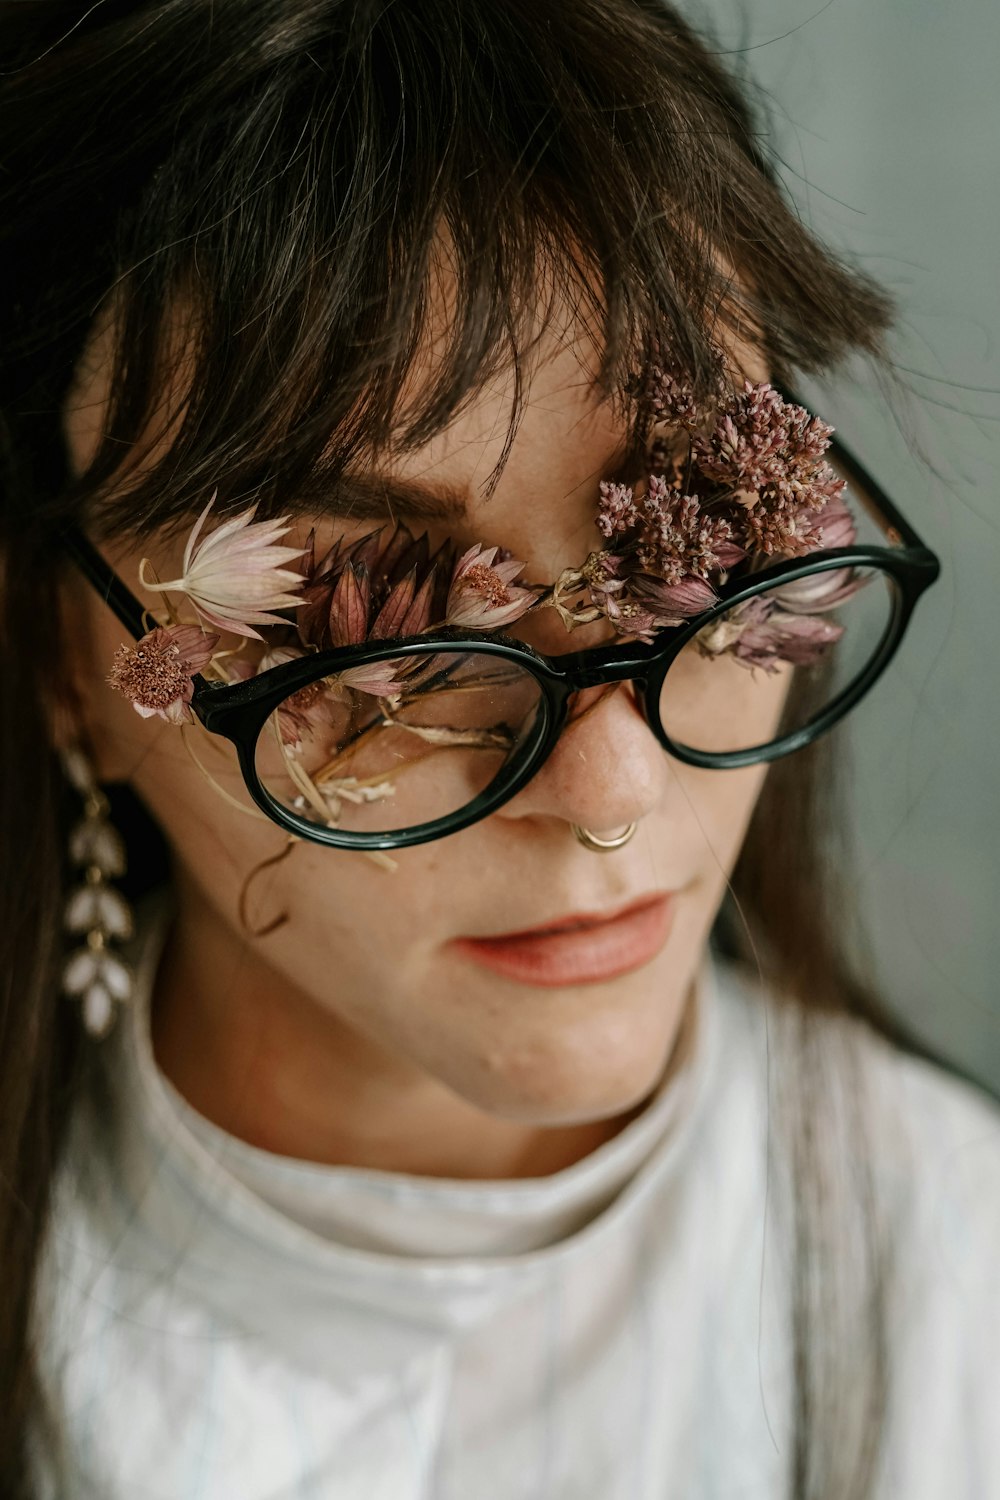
[0,2,937,1494]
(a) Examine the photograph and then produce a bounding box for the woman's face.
[59,303,783,1151]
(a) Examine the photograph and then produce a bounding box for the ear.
[47,568,136,782]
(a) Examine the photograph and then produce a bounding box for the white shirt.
[32,893,1000,1498]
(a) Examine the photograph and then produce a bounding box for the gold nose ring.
[570,822,638,852]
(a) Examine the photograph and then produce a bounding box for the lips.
[449,893,676,987]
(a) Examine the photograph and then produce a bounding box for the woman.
[1,2,997,1497]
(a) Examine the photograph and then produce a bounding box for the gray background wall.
[692,0,1000,1095]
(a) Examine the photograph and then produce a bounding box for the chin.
[457,1021,680,1127]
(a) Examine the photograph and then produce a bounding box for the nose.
[497,676,667,836]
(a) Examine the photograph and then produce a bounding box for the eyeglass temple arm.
[59,524,151,642]
[779,386,926,552]
[825,433,926,551]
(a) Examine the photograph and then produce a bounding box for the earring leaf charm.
[60,746,135,1038]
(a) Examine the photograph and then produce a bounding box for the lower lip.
[450,895,676,987]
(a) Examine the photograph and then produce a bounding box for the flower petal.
[399,569,436,636]
[182,490,219,575]
[370,569,418,639]
[630,573,717,617]
[145,499,307,639]
[328,563,370,647]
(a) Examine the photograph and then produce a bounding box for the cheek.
[667,753,772,883]
[67,574,470,1001]
[658,648,793,756]
[132,737,441,953]
[653,653,789,884]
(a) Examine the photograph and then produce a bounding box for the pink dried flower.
[227,645,340,748]
[735,458,846,557]
[773,566,868,615]
[629,572,717,620]
[598,596,662,643]
[581,548,626,597]
[707,597,844,672]
[685,382,848,560]
[295,523,460,700]
[771,495,865,612]
[773,498,863,615]
[579,365,860,661]
[598,573,717,643]
[596,480,640,539]
[637,365,706,434]
[694,382,833,492]
[579,549,716,643]
[298,523,452,650]
[811,491,856,550]
[328,563,376,646]
[107,624,219,723]
[139,492,307,639]
[638,477,746,584]
[445,544,539,629]
[737,499,826,557]
[336,659,421,699]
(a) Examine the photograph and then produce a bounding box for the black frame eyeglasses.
[61,427,939,852]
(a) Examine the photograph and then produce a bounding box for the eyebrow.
[320,435,639,525]
[327,469,470,525]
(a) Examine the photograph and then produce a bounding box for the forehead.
[370,312,767,549]
[63,274,626,542]
[61,243,767,552]
[376,322,623,536]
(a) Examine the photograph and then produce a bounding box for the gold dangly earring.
[60,744,135,1038]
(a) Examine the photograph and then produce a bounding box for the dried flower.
[294,523,460,700]
[596,481,640,540]
[140,492,307,639]
[629,572,717,622]
[581,548,626,597]
[594,597,662,644]
[698,596,843,672]
[691,382,847,557]
[637,477,746,584]
[813,492,857,551]
[445,544,539,629]
[577,547,717,643]
[578,370,859,663]
[107,624,219,723]
[635,364,708,435]
[227,645,341,749]
[298,522,452,650]
[693,382,831,490]
[770,496,864,613]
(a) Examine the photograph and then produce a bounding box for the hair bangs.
[32,0,891,546]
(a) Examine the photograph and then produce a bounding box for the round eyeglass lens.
[252,646,545,835]
[658,563,898,757]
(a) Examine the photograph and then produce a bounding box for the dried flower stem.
[237,839,296,939]
[178,723,276,822]
[376,704,515,751]
[138,561,181,627]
